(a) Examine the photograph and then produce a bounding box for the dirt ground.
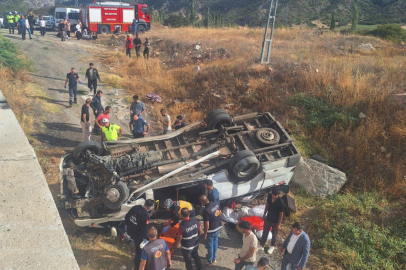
[2,29,284,270]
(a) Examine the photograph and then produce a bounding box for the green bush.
[164,14,190,28]
[310,192,406,269]
[0,37,31,71]
[289,93,357,129]
[366,24,406,43]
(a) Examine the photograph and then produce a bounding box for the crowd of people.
[63,60,310,270]
[124,183,310,270]
[72,62,187,143]
[126,33,151,59]
[6,10,97,41]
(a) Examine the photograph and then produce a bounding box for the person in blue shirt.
[129,113,150,138]
[204,180,220,203]
[244,257,269,270]
[174,115,187,130]
[18,15,27,40]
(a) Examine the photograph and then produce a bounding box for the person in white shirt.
[25,18,32,39]
[280,222,311,270]
[160,109,172,135]
[39,17,46,36]
[234,221,258,270]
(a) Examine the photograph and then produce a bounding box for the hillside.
[2,0,406,27]
[142,0,406,26]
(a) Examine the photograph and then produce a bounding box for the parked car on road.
[59,109,301,228]
[34,16,56,30]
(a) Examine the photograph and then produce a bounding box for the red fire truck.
[81,1,151,34]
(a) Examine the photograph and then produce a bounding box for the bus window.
[68,13,80,20]
[55,12,66,19]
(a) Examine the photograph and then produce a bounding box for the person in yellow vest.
[14,12,21,34]
[163,198,196,227]
[7,12,15,34]
[101,119,122,141]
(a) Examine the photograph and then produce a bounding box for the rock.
[315,69,319,73]
[346,147,355,152]
[311,154,326,163]
[380,146,386,152]
[358,112,367,119]
[193,65,201,73]
[291,158,347,197]
[360,43,374,51]
[120,265,127,270]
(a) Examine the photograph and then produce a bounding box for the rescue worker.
[173,208,203,270]
[125,199,155,270]
[199,194,222,266]
[139,227,172,270]
[163,198,195,227]
[101,119,122,141]
[14,12,20,34]
[7,12,15,34]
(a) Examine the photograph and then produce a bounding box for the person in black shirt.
[173,208,203,270]
[125,199,155,270]
[143,37,150,60]
[174,115,187,130]
[27,11,35,35]
[199,195,222,266]
[133,33,142,58]
[85,63,101,95]
[80,98,92,142]
[58,20,65,41]
[64,68,82,107]
[260,186,284,254]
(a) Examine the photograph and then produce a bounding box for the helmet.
[163,199,173,209]
[102,118,109,123]
[9,12,12,15]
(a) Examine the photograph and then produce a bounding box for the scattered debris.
[358,112,367,119]
[193,65,201,73]
[360,43,374,51]
[346,147,355,153]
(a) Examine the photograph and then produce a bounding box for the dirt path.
[1,29,283,270]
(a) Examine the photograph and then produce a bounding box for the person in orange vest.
[125,34,132,58]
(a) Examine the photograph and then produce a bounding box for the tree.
[351,6,360,33]
[204,7,210,28]
[164,14,190,28]
[189,0,196,24]
[330,13,336,30]
[366,24,406,43]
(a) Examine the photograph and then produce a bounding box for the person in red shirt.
[125,34,133,58]
[95,106,112,130]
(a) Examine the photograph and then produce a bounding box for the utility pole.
[75,0,79,8]
[260,0,279,64]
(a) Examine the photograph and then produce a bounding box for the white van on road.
[54,7,80,31]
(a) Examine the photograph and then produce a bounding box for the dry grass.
[98,27,406,198]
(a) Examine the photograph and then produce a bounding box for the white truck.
[60,109,301,228]
[54,7,80,31]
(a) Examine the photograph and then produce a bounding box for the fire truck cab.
[81,1,151,34]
